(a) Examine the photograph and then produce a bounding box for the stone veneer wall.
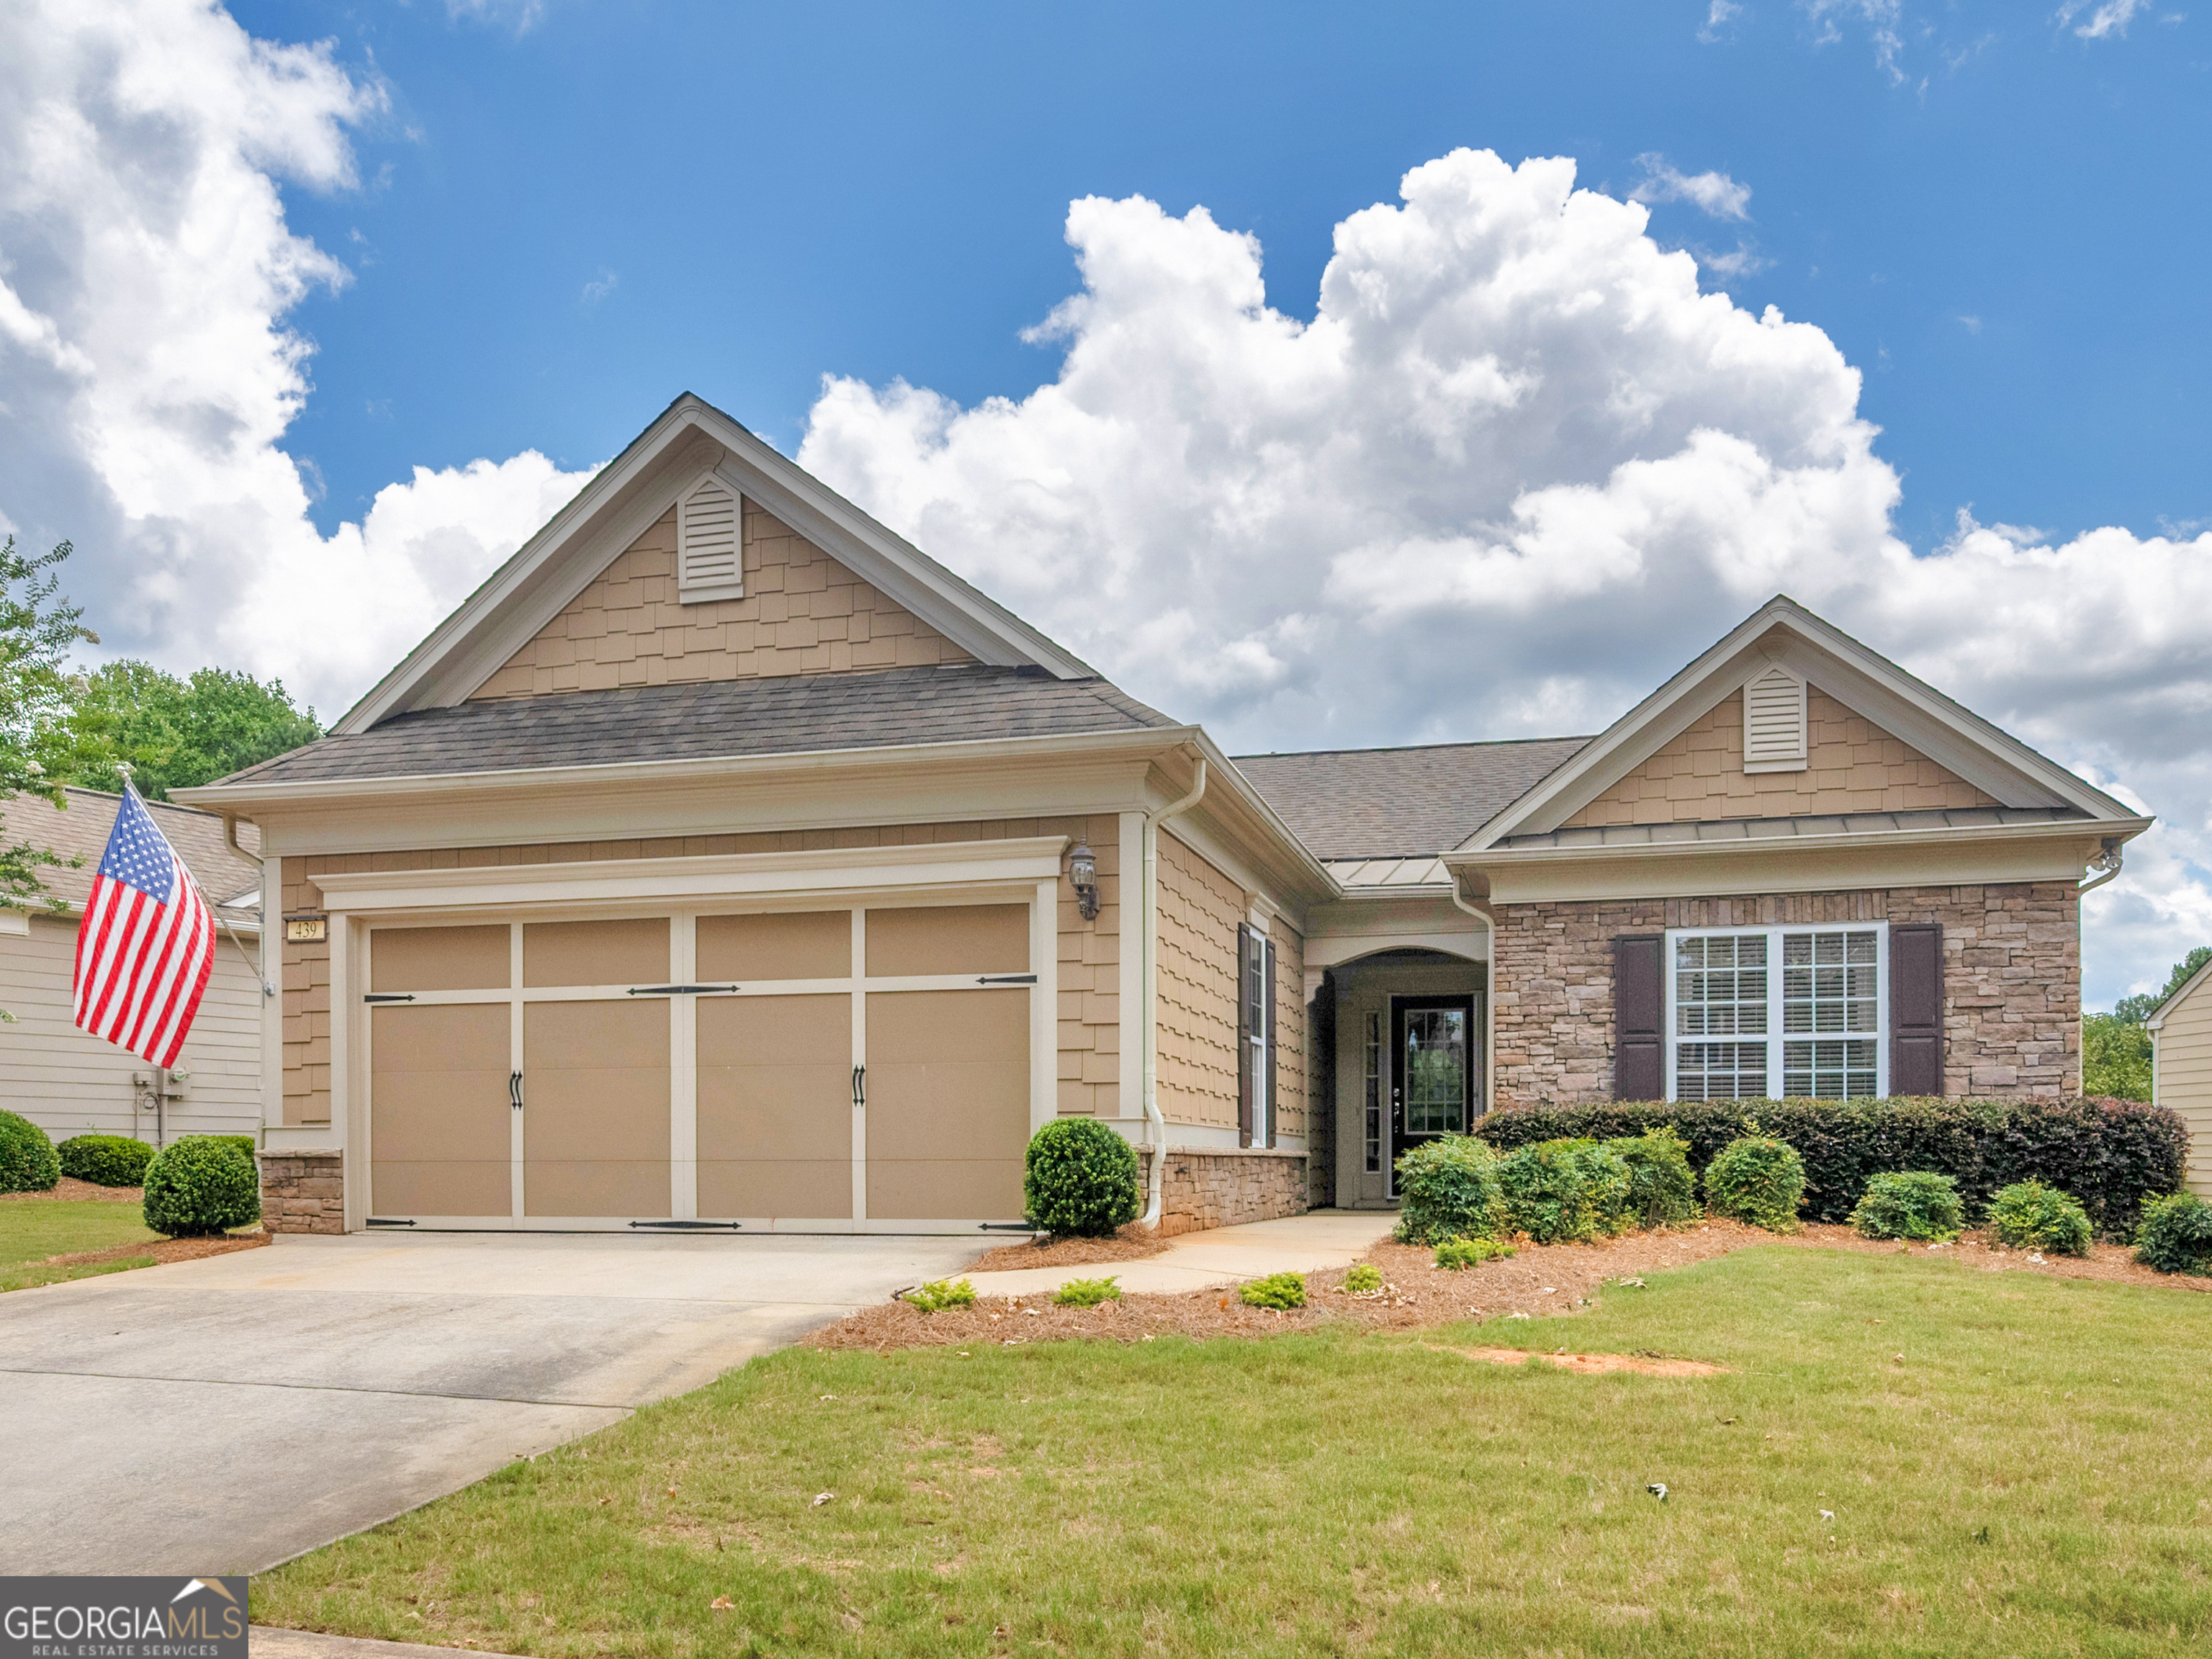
[260,1151,344,1234]
[1138,1147,1309,1238]
[1491,883,2080,1105]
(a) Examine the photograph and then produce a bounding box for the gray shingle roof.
[221,665,1181,787]
[1231,737,1592,861]
[1,787,263,914]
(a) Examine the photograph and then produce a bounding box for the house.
[176,393,2150,1236]
[0,786,266,1148]
[2146,963,2212,1196]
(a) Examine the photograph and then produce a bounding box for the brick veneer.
[260,1151,344,1234]
[1137,1147,1310,1237]
[1491,882,2081,1105]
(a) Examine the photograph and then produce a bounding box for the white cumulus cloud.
[798,148,2212,1006]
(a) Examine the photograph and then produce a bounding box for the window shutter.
[1889,923,1945,1095]
[1614,934,1665,1102]
[1742,665,1807,772]
[1264,936,1279,1149]
[1236,925,1254,1147]
[678,475,743,602]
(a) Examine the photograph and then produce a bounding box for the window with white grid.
[1667,925,1886,1100]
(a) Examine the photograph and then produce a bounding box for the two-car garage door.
[365,901,1035,1231]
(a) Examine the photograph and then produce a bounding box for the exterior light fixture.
[1068,842,1099,921]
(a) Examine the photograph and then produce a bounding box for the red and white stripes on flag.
[71,782,216,1068]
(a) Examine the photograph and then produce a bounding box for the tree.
[2082,1014,2154,1101]
[2113,947,2212,1027]
[0,536,100,914]
[60,660,320,799]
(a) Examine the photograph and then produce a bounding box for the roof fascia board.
[1182,735,1342,903]
[1444,813,2152,872]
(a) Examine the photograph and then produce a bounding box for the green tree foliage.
[0,537,102,916]
[2082,1013,2153,1101]
[2113,947,2212,1026]
[60,659,320,799]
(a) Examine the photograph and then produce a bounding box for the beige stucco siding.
[1565,688,1998,829]
[469,503,974,701]
[1155,830,1242,1132]
[279,814,1122,1127]
[2155,979,2212,1195]
[1,912,263,1142]
[1270,917,1308,1141]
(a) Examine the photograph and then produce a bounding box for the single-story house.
[178,394,2149,1236]
[0,786,267,1148]
[2146,963,2212,1196]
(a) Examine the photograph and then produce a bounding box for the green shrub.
[1391,1136,1506,1246]
[1053,1276,1122,1307]
[1473,1095,2184,1236]
[0,1109,60,1193]
[1987,1180,2093,1255]
[58,1134,156,1187]
[1238,1272,1306,1309]
[140,1136,261,1237]
[1704,1136,1806,1232]
[905,1278,976,1312]
[212,1134,258,1159]
[1022,1119,1141,1238]
[2134,1193,2212,1276]
[1342,1263,1382,1293]
[1849,1171,1964,1241]
[1434,1236,1516,1270]
[1495,1138,1634,1244]
[1605,1129,1699,1228]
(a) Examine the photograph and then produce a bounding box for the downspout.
[1447,868,1498,1119]
[1141,752,1208,1228]
[2077,836,2126,1094]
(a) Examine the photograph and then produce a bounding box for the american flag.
[72,783,216,1068]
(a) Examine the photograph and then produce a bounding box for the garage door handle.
[509,1071,523,1110]
[852,1065,866,1108]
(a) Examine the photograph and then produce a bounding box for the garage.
[361,898,1038,1232]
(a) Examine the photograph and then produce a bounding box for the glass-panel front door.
[1390,995,1476,1190]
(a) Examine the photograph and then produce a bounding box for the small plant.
[141,1135,260,1237]
[0,1109,60,1193]
[1988,1179,2093,1255]
[58,1133,156,1188]
[1022,1118,1141,1238]
[1392,1136,1506,1246]
[1053,1276,1122,1307]
[1238,1272,1307,1309]
[905,1278,977,1312]
[1342,1263,1383,1293]
[1704,1135,1805,1232]
[2134,1193,2212,1276]
[1496,1138,1634,1244]
[1434,1236,1516,1270]
[1850,1172,1965,1241]
[1605,1130,1699,1228]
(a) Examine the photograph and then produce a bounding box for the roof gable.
[336,394,1094,735]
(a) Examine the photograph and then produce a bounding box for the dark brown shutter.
[1264,937,1279,1148]
[1236,924,1255,1147]
[1614,934,1665,1102]
[1889,923,1945,1096]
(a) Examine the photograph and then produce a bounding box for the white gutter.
[1140,752,1207,1229]
[1447,875,1498,1121]
[2078,835,2126,894]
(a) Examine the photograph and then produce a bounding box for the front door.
[1390,995,1475,1187]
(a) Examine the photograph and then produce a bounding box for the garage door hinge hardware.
[977,1222,1036,1231]
[629,1219,742,1230]
[976,974,1038,985]
[363,993,415,1003]
[626,983,741,996]
[367,1217,417,1227]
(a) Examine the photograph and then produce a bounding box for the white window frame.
[1664,923,1889,1102]
[1244,925,1272,1146]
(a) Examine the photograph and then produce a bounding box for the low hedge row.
[1475,1097,2184,1236]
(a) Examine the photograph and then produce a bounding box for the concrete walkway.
[961,1210,1393,1298]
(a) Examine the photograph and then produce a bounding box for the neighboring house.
[0,787,267,1148]
[179,394,2150,1236]
[2146,963,2212,1196]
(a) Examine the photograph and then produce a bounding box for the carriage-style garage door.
[364,900,1035,1231]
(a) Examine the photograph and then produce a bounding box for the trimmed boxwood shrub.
[1475,1096,2184,1237]
[1850,1171,1964,1241]
[1022,1118,1141,1238]
[1606,1129,1698,1228]
[1704,1136,1806,1232]
[1987,1179,2093,1255]
[1393,1136,1506,1246]
[2134,1192,2212,1276]
[0,1109,60,1193]
[141,1135,261,1238]
[1496,1138,1634,1244]
[58,1133,156,1188]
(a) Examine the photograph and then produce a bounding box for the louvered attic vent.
[1742,663,1808,773]
[678,475,743,603]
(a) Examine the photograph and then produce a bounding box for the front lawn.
[0,1196,160,1291]
[257,1246,2212,1657]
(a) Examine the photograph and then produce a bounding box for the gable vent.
[678,475,744,603]
[1743,664,1808,773]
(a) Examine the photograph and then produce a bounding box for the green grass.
[257,1247,2212,1658]
[0,1196,158,1291]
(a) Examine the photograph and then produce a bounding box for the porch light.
[1068,843,1099,921]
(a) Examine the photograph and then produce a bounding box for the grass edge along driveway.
[258,1246,2212,1658]
[0,1197,162,1291]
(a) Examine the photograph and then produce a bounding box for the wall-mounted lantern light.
[1068,842,1099,921]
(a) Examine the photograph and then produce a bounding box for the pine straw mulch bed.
[1,1177,147,1202]
[808,1219,2211,1354]
[39,1232,271,1271]
[966,1225,1170,1273]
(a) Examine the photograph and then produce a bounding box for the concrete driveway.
[0,1230,982,1576]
